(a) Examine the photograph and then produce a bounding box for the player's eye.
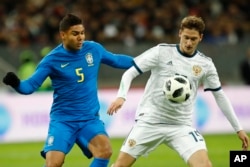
[71,31,79,36]
[191,37,197,41]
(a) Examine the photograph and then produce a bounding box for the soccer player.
[107,15,249,167]
[2,13,133,167]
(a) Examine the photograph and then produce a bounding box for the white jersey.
[115,43,243,163]
[127,44,221,126]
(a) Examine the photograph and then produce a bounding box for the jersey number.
[75,68,84,82]
[189,130,204,142]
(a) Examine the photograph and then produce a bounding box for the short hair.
[180,16,205,34]
[59,13,83,31]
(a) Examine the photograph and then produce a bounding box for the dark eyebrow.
[71,30,84,34]
[184,35,198,39]
[72,30,80,33]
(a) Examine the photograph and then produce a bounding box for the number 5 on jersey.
[76,68,84,82]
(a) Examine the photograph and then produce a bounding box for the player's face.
[60,24,85,51]
[178,28,203,56]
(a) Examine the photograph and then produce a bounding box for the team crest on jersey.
[192,65,202,76]
[85,53,94,66]
[47,136,54,146]
[127,139,136,147]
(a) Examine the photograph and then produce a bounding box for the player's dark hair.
[180,16,205,34]
[59,13,83,31]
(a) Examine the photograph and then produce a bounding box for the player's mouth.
[186,46,192,50]
[77,43,82,47]
[184,46,194,55]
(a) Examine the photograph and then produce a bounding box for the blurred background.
[0,0,250,88]
[0,0,250,144]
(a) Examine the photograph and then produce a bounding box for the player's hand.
[237,130,249,151]
[2,72,20,88]
[107,97,125,115]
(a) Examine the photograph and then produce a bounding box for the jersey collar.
[176,44,197,58]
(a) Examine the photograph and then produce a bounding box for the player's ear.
[199,33,203,41]
[178,30,182,38]
[60,31,65,40]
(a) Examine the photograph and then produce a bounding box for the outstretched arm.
[212,90,249,150]
[107,66,139,115]
[102,53,133,69]
[2,67,49,94]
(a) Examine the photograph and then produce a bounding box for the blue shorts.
[40,117,108,159]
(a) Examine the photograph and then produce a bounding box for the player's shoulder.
[196,50,212,62]
[84,40,102,47]
[84,40,97,45]
[157,43,177,48]
[44,44,63,58]
[152,43,177,53]
[41,44,70,62]
[82,41,106,53]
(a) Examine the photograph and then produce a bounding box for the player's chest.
[158,56,205,79]
[51,55,100,81]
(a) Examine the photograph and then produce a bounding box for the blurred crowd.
[0,0,249,49]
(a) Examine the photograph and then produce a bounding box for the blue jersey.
[16,41,133,121]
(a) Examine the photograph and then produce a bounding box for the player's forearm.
[16,79,40,94]
[105,53,133,69]
[212,90,243,132]
[16,69,49,94]
[117,67,139,99]
[116,54,133,69]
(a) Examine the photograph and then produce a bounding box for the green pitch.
[0,133,245,167]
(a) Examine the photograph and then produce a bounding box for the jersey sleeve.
[117,66,140,99]
[212,90,243,132]
[202,60,221,91]
[16,59,51,94]
[133,45,160,73]
[94,42,133,69]
[116,45,160,99]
